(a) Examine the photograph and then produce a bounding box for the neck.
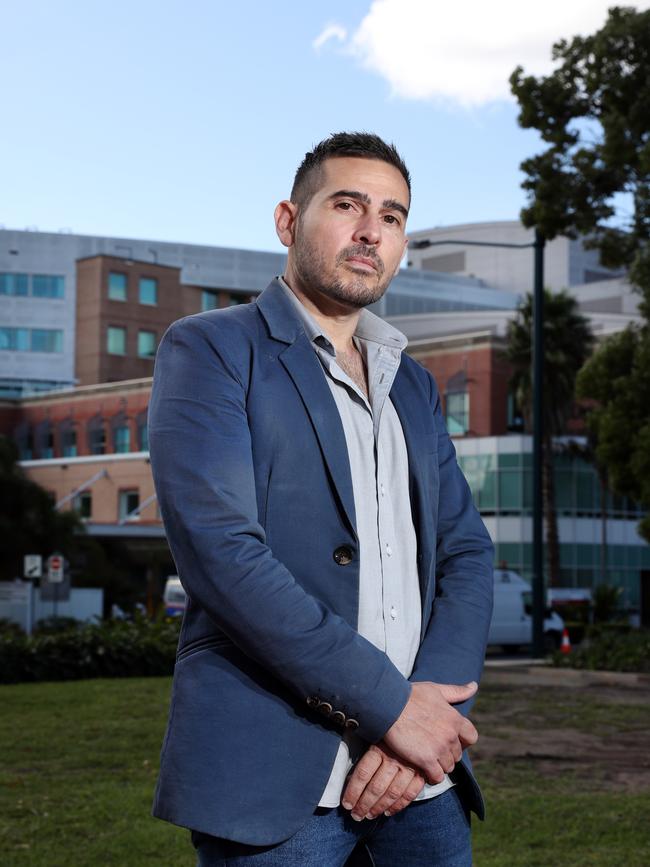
[282,272,361,354]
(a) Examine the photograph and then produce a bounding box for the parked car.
[163,576,187,617]
[489,569,564,652]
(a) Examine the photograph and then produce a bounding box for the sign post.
[23,554,42,635]
[47,553,65,619]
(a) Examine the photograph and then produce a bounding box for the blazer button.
[330,711,346,726]
[333,546,353,565]
[317,701,333,716]
[306,696,320,708]
[344,718,359,731]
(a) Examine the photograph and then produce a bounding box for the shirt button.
[390,606,397,620]
[385,544,392,557]
[380,484,385,497]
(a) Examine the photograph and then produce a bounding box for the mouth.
[344,255,378,272]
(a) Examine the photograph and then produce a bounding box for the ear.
[274,200,299,249]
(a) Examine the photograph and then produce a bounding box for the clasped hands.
[341,680,478,821]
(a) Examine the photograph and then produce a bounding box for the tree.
[510,5,650,545]
[0,436,82,581]
[506,290,594,584]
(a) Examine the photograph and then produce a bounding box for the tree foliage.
[0,436,83,581]
[511,6,650,544]
[510,6,650,311]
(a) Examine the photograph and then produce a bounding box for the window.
[107,326,126,355]
[73,491,92,519]
[138,330,156,358]
[139,277,158,305]
[32,275,64,298]
[136,411,148,451]
[229,294,248,306]
[31,329,63,353]
[446,391,469,435]
[88,417,106,455]
[119,489,140,521]
[108,272,127,301]
[114,425,130,453]
[61,427,77,457]
[0,273,28,296]
[0,328,61,352]
[202,290,219,311]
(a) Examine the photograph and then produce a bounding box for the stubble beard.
[293,237,392,310]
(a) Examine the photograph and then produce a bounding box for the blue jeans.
[191,787,472,866]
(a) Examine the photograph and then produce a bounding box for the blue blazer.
[147,278,494,846]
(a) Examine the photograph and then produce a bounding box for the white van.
[163,576,187,617]
[489,570,564,652]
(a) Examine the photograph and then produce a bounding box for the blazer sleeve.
[147,315,411,743]
[409,371,494,718]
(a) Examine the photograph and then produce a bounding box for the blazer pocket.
[176,633,233,663]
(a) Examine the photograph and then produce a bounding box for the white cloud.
[313,23,348,52]
[331,0,650,107]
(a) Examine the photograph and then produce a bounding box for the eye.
[384,214,401,226]
[335,201,353,210]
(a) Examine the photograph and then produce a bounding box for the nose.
[352,213,381,246]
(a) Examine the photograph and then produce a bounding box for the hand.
[383,681,478,785]
[341,742,425,821]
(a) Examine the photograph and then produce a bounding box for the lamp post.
[410,232,547,657]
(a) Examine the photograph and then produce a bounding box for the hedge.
[552,628,650,673]
[0,616,181,684]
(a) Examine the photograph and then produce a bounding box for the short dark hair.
[290,131,411,209]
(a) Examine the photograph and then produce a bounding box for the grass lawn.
[1,674,649,865]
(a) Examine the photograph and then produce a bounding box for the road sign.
[24,554,42,579]
[47,554,64,584]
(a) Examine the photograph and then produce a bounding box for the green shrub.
[0,615,181,684]
[33,615,82,635]
[552,628,650,673]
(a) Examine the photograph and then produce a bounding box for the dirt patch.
[472,671,650,793]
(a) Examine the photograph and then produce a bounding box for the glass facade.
[107,326,126,355]
[457,445,649,608]
[139,277,157,305]
[0,327,62,352]
[108,272,127,301]
[137,330,156,358]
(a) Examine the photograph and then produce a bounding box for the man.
[148,132,494,866]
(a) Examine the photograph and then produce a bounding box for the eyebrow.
[328,189,409,219]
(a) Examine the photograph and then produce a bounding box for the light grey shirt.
[278,279,452,806]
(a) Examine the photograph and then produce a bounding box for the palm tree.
[505,290,594,585]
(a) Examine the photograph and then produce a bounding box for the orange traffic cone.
[560,627,572,654]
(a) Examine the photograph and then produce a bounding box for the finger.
[451,741,463,764]
[438,681,478,704]
[341,749,383,811]
[384,774,426,816]
[424,759,446,786]
[364,766,415,819]
[459,718,478,747]
[351,762,400,820]
[441,752,456,774]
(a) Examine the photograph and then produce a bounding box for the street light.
[410,232,547,657]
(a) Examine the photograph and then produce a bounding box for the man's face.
[287,157,409,309]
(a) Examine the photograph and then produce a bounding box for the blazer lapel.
[256,281,357,539]
[278,338,357,540]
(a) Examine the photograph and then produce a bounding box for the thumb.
[438,681,478,704]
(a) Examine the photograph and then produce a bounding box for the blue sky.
[1,0,641,253]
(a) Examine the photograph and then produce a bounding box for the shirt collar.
[277,276,407,356]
